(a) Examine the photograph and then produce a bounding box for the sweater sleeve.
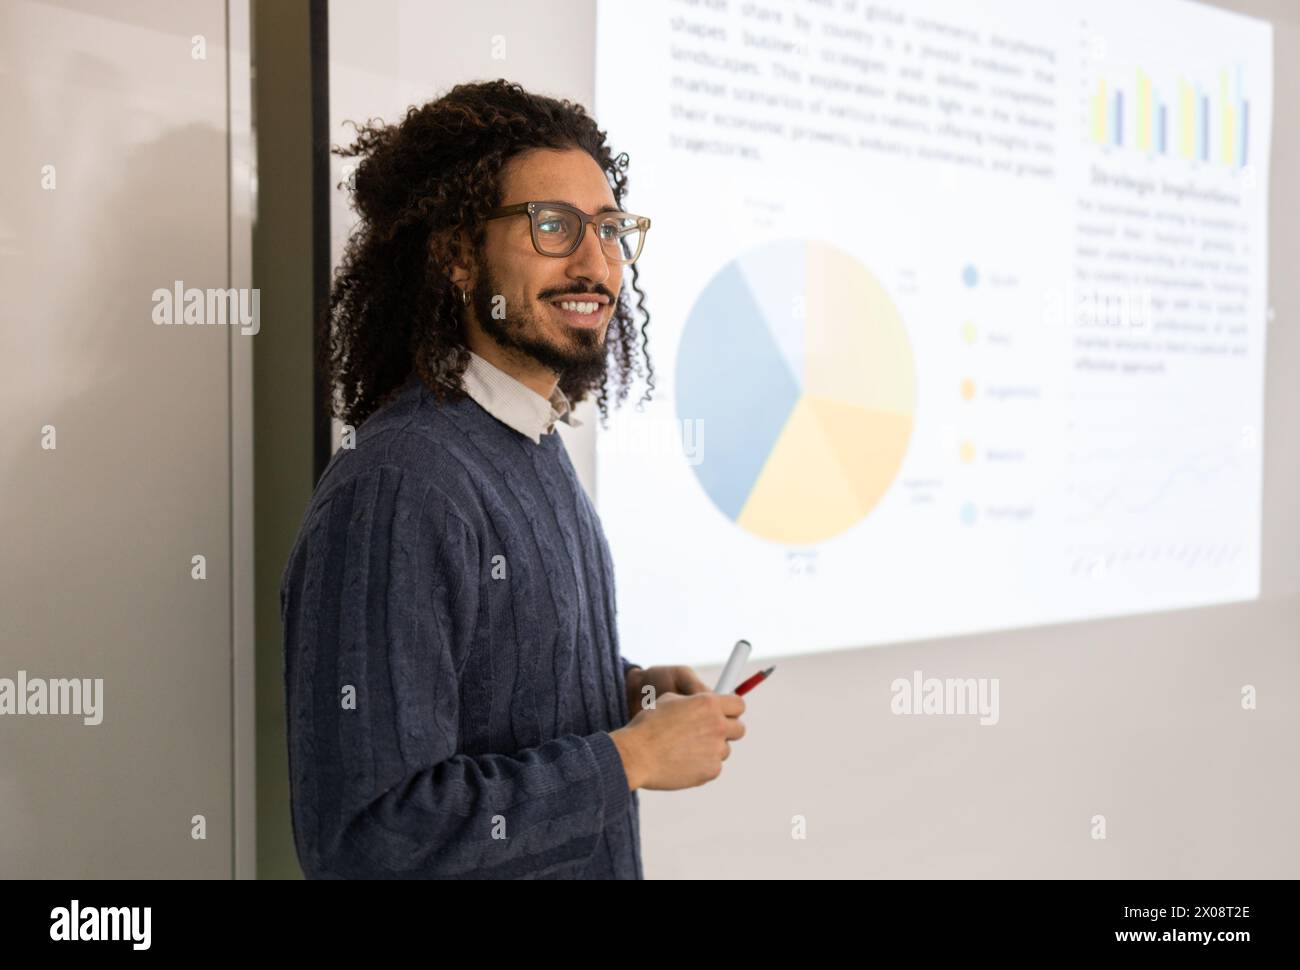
[281,464,631,879]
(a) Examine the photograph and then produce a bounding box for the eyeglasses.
[484,201,651,265]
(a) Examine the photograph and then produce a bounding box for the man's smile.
[547,295,609,328]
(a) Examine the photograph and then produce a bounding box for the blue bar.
[1158,104,1167,154]
[1241,101,1249,167]
[1200,95,1209,161]
[1114,91,1123,146]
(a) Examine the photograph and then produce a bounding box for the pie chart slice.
[804,240,916,416]
[806,395,914,514]
[675,259,801,521]
[734,397,864,545]
[676,240,916,545]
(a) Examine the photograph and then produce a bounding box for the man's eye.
[539,218,569,234]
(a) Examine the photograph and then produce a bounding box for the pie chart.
[675,239,916,545]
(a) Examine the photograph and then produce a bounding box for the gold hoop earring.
[459,287,470,307]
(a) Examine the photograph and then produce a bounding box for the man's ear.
[432,228,474,291]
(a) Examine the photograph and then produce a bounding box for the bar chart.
[1088,66,1250,168]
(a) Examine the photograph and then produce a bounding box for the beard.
[471,261,610,392]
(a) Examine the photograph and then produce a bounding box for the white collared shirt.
[460,350,583,444]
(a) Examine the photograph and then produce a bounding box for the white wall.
[327,0,1299,878]
[0,0,254,877]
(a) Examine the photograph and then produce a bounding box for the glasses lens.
[598,214,643,263]
[534,207,583,255]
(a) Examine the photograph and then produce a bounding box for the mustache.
[542,285,615,301]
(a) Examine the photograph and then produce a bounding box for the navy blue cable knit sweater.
[280,376,643,878]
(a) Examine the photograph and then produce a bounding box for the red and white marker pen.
[734,666,775,696]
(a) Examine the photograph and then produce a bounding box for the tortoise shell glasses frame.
[484,200,651,265]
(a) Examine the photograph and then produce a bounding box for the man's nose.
[567,222,611,284]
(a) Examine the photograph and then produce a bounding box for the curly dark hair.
[320,78,654,429]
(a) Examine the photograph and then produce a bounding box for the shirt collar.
[461,350,582,444]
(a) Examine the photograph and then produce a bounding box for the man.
[280,79,746,879]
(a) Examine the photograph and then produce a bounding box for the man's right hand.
[611,691,746,791]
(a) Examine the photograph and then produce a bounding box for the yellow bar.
[1220,71,1234,165]
[1092,80,1107,144]
[1224,105,1235,166]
